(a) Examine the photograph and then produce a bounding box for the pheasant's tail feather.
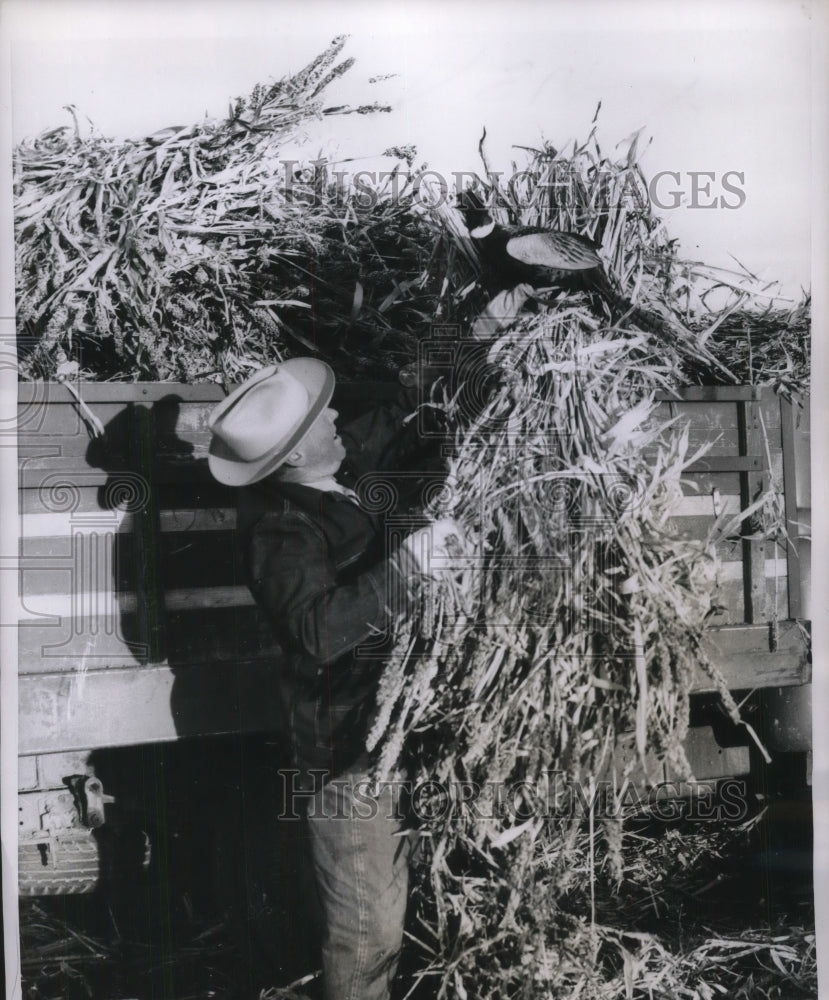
[587,271,672,337]
[609,292,672,338]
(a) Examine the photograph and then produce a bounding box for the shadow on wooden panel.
[78,399,317,991]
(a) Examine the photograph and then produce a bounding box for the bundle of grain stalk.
[14,36,445,383]
[364,138,810,1000]
[367,312,753,999]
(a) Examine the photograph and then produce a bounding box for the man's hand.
[470,283,533,340]
[398,361,441,389]
[398,283,533,387]
[400,518,464,576]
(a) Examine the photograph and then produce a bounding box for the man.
[207,285,530,1000]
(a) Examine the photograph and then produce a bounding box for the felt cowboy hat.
[207,358,335,486]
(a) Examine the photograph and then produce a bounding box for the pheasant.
[457,191,667,335]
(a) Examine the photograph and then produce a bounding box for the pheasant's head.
[456,188,493,233]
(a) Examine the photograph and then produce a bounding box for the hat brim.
[208,358,336,486]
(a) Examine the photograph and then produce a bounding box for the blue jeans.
[307,764,411,1000]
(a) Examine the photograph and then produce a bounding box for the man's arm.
[397,284,533,390]
[246,509,412,673]
[339,388,426,479]
[341,288,533,475]
[469,284,533,340]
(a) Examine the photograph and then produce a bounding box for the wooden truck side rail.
[17,381,810,751]
[16,380,810,893]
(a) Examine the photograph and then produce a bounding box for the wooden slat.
[758,390,784,434]
[674,517,743,552]
[18,659,283,754]
[765,576,790,627]
[739,400,767,623]
[160,535,245,591]
[672,726,750,780]
[26,574,787,627]
[18,616,154,671]
[21,384,778,421]
[18,382,229,404]
[19,532,245,599]
[705,580,750,625]
[19,508,237,538]
[679,471,741,497]
[723,559,787,581]
[684,455,763,473]
[18,379,403,405]
[655,386,764,402]
[693,622,809,692]
[18,483,125,515]
[18,606,278,673]
[21,509,132,538]
[780,396,803,618]
[17,398,190,432]
[18,586,256,621]
[20,457,217,488]
[18,755,38,790]
[19,479,235,514]
[160,508,237,531]
[673,495,741,518]
[654,401,743,456]
[20,751,95,792]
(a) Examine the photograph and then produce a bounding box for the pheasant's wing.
[506,231,602,271]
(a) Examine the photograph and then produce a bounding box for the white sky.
[2,0,815,300]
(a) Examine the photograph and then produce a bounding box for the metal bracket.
[64,774,115,829]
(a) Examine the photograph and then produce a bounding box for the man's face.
[293,406,346,477]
